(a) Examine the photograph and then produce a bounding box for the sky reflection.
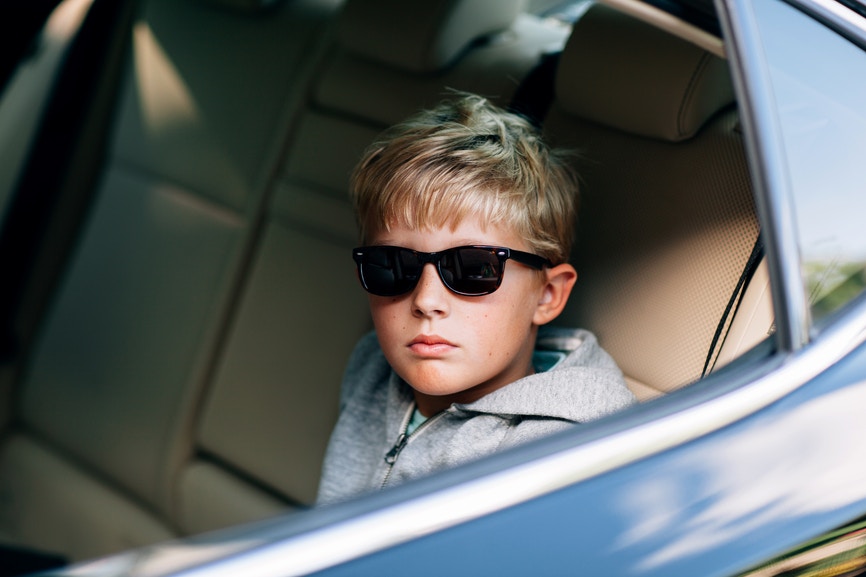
[613,380,866,571]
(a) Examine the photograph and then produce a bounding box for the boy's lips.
[408,335,457,356]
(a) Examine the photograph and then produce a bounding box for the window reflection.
[755,0,866,324]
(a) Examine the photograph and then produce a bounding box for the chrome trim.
[719,0,866,349]
[717,0,812,352]
[788,0,866,47]
[166,299,866,577]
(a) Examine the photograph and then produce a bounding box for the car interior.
[0,0,775,566]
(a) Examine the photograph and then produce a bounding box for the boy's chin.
[408,381,470,399]
[399,366,466,396]
[409,376,508,411]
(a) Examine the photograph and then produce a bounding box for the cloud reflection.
[614,381,866,570]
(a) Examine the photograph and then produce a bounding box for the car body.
[1,0,865,575]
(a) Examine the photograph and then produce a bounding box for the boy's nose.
[411,264,450,317]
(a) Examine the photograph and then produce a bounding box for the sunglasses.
[352,245,551,297]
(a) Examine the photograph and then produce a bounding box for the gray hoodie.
[316,326,635,505]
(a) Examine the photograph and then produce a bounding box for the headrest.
[337,0,522,73]
[555,4,734,142]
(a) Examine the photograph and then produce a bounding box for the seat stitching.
[677,52,712,139]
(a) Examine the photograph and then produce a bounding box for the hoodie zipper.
[380,404,445,489]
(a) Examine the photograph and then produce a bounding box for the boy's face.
[365,217,555,416]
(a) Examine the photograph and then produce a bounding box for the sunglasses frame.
[352,245,552,297]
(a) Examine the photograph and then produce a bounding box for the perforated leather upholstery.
[547,4,763,398]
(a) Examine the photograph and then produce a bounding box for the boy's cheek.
[368,297,401,325]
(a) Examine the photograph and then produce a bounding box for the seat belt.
[701,233,765,378]
[508,51,560,127]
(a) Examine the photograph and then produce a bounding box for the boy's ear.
[533,263,578,326]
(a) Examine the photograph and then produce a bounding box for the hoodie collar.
[388,327,632,424]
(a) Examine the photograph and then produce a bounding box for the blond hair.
[351,93,579,264]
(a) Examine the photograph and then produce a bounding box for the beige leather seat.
[0,0,575,561]
[0,0,343,559]
[314,0,565,126]
[0,0,774,564]
[545,3,771,400]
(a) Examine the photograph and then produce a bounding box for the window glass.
[754,0,866,324]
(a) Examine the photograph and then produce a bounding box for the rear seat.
[0,0,775,564]
[0,0,569,561]
[0,0,343,559]
[545,3,769,399]
[315,0,568,127]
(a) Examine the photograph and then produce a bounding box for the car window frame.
[52,2,866,575]
[723,0,866,346]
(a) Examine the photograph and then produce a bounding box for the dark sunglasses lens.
[360,248,422,296]
[440,248,502,295]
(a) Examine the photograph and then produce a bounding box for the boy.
[316,94,635,505]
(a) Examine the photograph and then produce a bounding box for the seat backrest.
[0,0,343,560]
[544,4,764,399]
[315,0,566,127]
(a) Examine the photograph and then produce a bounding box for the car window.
[754,0,866,326]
